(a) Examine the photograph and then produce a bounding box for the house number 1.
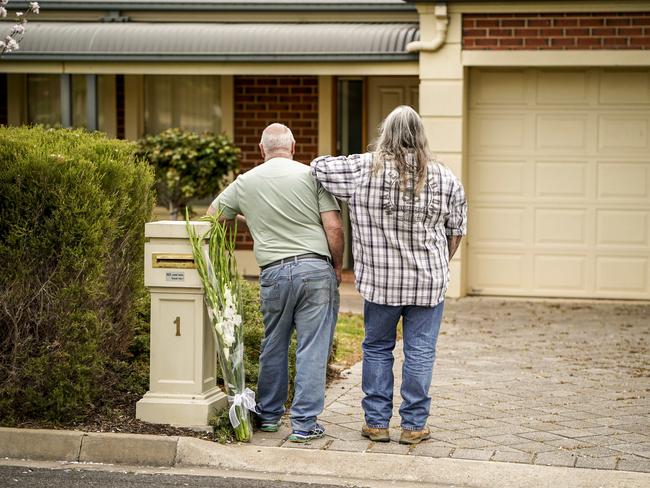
[174,316,181,336]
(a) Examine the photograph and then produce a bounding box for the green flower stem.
[186,210,252,442]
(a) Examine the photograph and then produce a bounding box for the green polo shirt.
[210,157,340,267]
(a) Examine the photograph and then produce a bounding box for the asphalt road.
[0,465,350,488]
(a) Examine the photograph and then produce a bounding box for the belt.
[260,253,331,271]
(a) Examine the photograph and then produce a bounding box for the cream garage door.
[468,68,650,299]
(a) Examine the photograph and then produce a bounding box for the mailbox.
[136,220,227,429]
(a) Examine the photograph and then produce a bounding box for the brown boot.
[399,427,430,445]
[361,425,390,443]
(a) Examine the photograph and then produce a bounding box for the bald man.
[208,123,343,443]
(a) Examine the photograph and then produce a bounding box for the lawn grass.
[333,313,366,368]
[333,313,403,369]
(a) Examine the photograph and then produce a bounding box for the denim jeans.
[362,300,444,431]
[255,258,339,432]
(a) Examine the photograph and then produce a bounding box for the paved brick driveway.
[251,297,650,473]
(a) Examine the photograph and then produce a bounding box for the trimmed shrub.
[0,126,155,424]
[135,129,240,219]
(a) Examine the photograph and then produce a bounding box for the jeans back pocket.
[260,281,282,313]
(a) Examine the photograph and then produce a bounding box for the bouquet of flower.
[186,210,255,442]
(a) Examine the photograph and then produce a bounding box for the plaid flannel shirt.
[311,152,467,307]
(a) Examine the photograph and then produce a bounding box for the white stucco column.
[414,3,467,298]
[137,221,228,429]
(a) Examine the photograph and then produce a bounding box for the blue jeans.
[256,259,339,432]
[362,300,444,431]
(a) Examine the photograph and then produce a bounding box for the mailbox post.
[136,220,227,429]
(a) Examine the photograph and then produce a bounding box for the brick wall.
[463,12,650,50]
[233,75,319,249]
[234,76,319,171]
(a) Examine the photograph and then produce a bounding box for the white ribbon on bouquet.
[228,388,258,428]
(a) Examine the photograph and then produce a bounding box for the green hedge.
[0,126,155,424]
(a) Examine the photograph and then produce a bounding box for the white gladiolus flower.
[186,215,254,442]
[0,1,8,6]
[30,2,40,14]
[222,321,235,347]
[16,11,23,17]
[0,41,5,49]
[11,24,25,35]
[0,7,6,18]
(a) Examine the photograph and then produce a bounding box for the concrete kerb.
[0,428,177,467]
[79,432,178,467]
[0,428,84,462]
[2,428,650,488]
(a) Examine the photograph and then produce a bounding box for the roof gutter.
[406,2,447,53]
[2,53,419,62]
[7,2,416,12]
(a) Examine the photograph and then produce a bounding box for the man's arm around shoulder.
[321,210,344,286]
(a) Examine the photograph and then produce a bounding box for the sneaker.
[259,420,282,433]
[287,423,326,443]
[399,427,431,445]
[361,425,390,443]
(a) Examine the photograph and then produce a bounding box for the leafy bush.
[0,126,155,424]
[135,129,240,219]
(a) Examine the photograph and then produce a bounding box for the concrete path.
[252,297,650,474]
[338,282,364,314]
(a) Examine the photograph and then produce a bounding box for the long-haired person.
[311,106,467,445]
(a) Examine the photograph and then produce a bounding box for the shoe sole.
[361,432,390,443]
[287,433,325,443]
[398,434,431,445]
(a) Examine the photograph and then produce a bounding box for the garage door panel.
[471,70,527,106]
[597,162,649,200]
[533,255,587,291]
[469,68,650,299]
[598,114,650,153]
[536,161,589,198]
[596,210,649,247]
[472,207,527,245]
[471,160,527,198]
[536,114,589,151]
[471,114,527,153]
[469,253,526,291]
[537,70,589,105]
[596,256,648,293]
[599,70,650,105]
[535,209,588,246]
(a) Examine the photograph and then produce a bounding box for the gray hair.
[260,123,295,154]
[372,105,431,193]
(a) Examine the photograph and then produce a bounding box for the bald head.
[259,123,296,161]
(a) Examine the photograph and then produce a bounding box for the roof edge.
[2,53,419,62]
[8,2,416,12]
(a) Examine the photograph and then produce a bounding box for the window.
[336,78,365,270]
[144,75,221,135]
[0,74,7,125]
[337,79,364,155]
[72,74,87,128]
[27,74,61,126]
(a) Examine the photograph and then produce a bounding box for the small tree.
[135,128,240,219]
